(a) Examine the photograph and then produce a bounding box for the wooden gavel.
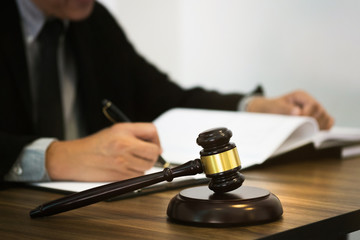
[30,127,245,218]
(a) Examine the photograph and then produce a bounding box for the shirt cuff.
[238,95,258,111]
[4,138,56,182]
[237,86,264,111]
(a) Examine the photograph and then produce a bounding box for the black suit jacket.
[0,0,244,177]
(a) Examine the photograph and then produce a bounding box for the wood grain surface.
[1,156,359,240]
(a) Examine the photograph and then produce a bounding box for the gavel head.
[197,127,244,193]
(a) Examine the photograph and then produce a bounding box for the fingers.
[105,122,162,174]
[94,129,160,181]
[111,122,161,148]
[110,122,162,162]
[45,122,163,182]
[286,90,334,130]
[247,91,334,130]
[130,123,162,147]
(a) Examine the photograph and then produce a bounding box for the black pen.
[102,99,170,168]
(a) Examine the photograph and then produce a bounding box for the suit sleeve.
[88,3,245,122]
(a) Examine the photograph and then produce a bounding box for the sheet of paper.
[31,166,206,193]
[341,143,360,158]
[154,108,316,169]
[313,126,360,148]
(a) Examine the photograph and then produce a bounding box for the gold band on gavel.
[200,147,241,175]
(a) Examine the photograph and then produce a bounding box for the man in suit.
[0,0,333,182]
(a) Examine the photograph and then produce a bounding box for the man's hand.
[45,123,162,181]
[247,90,334,130]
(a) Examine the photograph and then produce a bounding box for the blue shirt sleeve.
[4,138,55,182]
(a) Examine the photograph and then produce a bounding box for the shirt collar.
[16,0,46,44]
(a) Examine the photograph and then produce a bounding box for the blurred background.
[98,0,360,128]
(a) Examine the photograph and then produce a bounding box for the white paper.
[31,166,206,193]
[154,108,317,168]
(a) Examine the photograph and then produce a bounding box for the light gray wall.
[98,0,360,128]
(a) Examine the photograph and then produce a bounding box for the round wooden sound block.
[167,185,283,227]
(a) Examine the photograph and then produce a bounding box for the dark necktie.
[36,19,64,139]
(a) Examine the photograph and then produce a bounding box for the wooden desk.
[1,156,359,240]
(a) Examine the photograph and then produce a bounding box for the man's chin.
[63,0,95,21]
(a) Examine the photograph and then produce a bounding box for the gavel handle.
[30,159,203,218]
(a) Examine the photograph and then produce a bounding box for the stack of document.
[155,108,360,168]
